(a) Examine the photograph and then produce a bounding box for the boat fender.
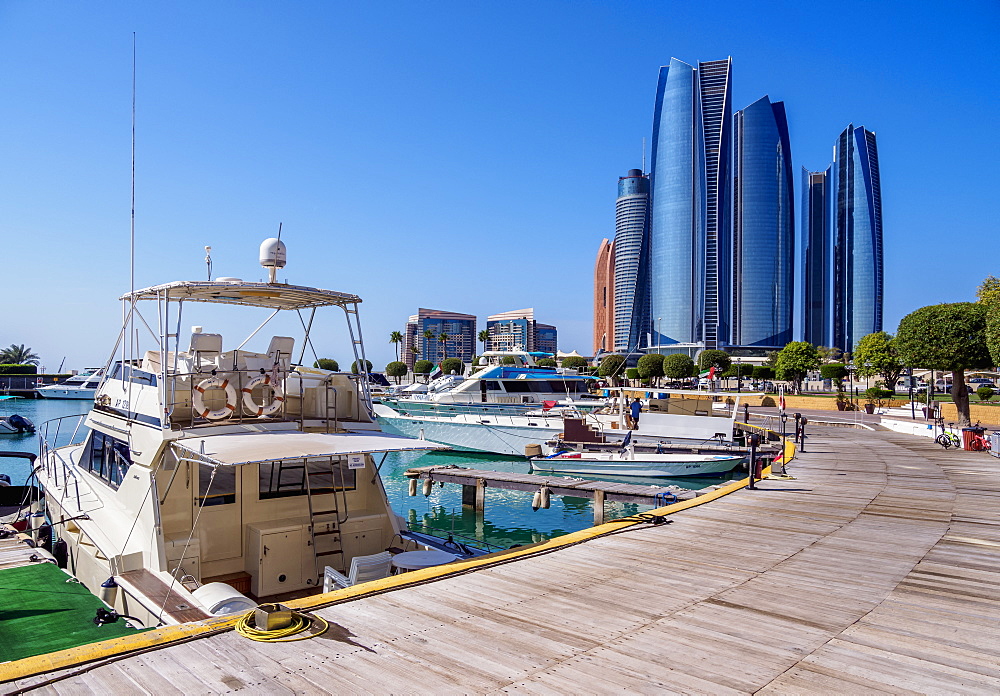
[422,478,433,496]
[193,376,238,420]
[100,577,119,605]
[531,489,541,511]
[52,538,68,568]
[408,478,417,496]
[540,486,550,509]
[36,523,53,552]
[241,373,285,417]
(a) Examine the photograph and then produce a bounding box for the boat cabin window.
[258,457,356,500]
[197,463,237,506]
[110,363,157,387]
[481,381,501,391]
[85,431,131,489]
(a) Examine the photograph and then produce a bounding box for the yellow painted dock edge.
[0,427,794,684]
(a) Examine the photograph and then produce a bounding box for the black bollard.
[793,412,801,445]
[799,416,807,452]
[743,402,750,424]
[748,432,758,489]
[780,412,788,442]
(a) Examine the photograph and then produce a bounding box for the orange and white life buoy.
[241,373,284,417]
[193,376,238,420]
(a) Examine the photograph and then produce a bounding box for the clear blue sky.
[2,1,997,371]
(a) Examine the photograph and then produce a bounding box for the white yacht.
[375,388,746,457]
[28,239,454,628]
[36,368,104,399]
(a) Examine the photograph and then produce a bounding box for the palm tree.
[0,344,40,366]
[438,333,450,360]
[389,331,403,362]
[422,329,435,361]
[478,329,490,355]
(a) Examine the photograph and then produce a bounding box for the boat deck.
[0,524,41,570]
[5,428,1000,693]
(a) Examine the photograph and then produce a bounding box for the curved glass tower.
[833,124,883,352]
[732,96,794,347]
[802,166,832,348]
[613,169,649,352]
[648,57,731,351]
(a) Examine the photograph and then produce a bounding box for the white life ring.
[241,374,284,417]
[193,376,238,420]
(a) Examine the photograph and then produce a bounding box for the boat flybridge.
[31,239,450,628]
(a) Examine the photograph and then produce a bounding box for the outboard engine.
[7,414,34,434]
[0,473,10,486]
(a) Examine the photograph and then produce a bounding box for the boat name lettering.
[114,398,130,410]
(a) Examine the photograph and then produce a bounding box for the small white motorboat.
[0,413,34,436]
[530,434,744,477]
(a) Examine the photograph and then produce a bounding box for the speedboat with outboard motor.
[28,238,469,630]
[0,413,34,436]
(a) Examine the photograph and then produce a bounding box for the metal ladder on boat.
[342,301,376,421]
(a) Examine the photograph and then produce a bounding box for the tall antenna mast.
[642,137,646,173]
[277,222,282,240]
[127,33,136,407]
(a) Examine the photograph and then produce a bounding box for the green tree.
[697,349,731,374]
[351,359,373,375]
[636,353,665,384]
[561,356,589,371]
[389,331,404,362]
[413,360,433,381]
[752,366,774,381]
[0,344,40,365]
[853,331,905,391]
[896,302,992,426]
[977,275,1000,366]
[816,346,843,363]
[385,361,408,384]
[313,358,339,372]
[501,356,517,365]
[478,329,490,354]
[774,341,821,393]
[663,353,695,380]
[819,363,847,381]
[422,329,435,360]
[536,358,557,368]
[440,357,464,375]
[625,367,640,382]
[977,386,994,402]
[597,355,627,385]
[437,332,450,360]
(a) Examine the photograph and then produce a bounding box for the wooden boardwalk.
[9,429,1000,693]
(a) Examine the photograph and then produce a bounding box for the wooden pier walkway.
[7,428,1000,693]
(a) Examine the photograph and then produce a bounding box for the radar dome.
[259,238,287,269]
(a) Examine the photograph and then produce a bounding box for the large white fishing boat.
[24,239,456,629]
[375,388,747,457]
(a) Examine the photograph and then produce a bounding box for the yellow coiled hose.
[234,609,329,642]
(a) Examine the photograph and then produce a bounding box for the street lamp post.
[656,317,662,353]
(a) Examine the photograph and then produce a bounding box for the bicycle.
[967,422,992,452]
[935,421,961,449]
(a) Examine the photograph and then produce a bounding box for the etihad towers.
[648,57,732,352]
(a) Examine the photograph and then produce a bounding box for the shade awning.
[123,280,362,310]
[172,430,447,466]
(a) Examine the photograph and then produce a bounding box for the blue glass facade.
[833,125,883,353]
[402,309,476,368]
[613,169,649,352]
[802,166,832,347]
[648,57,731,350]
[732,96,794,348]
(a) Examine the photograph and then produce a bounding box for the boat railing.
[37,414,90,510]
[385,400,609,433]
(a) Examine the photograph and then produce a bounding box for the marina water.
[1,398,739,551]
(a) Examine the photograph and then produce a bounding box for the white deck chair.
[323,551,393,592]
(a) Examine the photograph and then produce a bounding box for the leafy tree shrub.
[351,360,374,374]
[977,386,995,402]
[625,367,640,381]
[774,342,821,393]
[441,357,464,375]
[853,332,905,391]
[413,360,433,375]
[0,344,40,365]
[819,363,847,381]
[636,353,665,381]
[697,349,731,373]
[597,355,627,384]
[501,356,517,365]
[536,358,557,368]
[561,356,589,370]
[663,354,695,380]
[313,358,340,372]
[863,387,894,409]
[752,366,774,380]
[0,364,38,375]
[385,361,408,384]
[896,302,991,426]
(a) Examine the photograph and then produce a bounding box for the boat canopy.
[122,280,362,310]
[172,431,447,466]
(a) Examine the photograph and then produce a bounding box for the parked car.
[968,377,997,390]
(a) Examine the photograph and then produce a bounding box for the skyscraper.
[488,309,558,354]
[833,124,883,353]
[593,239,615,354]
[612,169,649,353]
[802,166,832,347]
[401,309,477,369]
[648,57,732,353]
[732,95,794,348]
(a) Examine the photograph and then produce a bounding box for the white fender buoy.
[422,478,433,496]
[408,478,418,497]
[532,489,542,511]
[540,486,550,509]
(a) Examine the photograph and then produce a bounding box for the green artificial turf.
[0,563,147,662]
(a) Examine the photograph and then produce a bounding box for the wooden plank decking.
[9,429,1000,693]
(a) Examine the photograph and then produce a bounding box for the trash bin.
[962,427,985,451]
[991,431,1000,453]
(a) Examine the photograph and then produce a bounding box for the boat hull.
[529,453,744,477]
[35,387,96,399]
